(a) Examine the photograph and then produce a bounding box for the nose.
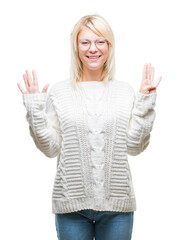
[89,41,98,52]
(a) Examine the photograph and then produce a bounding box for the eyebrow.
[79,37,106,41]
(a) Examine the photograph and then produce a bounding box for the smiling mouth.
[86,55,102,59]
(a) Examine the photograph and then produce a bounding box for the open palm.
[139,63,162,94]
[17,69,50,94]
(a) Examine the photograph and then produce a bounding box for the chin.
[84,63,104,71]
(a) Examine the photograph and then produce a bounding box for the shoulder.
[113,79,135,96]
[47,78,70,96]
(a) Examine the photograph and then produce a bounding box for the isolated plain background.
[0,0,178,239]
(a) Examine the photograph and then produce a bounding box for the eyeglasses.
[79,37,109,50]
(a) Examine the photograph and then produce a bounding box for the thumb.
[143,84,156,92]
[42,84,50,93]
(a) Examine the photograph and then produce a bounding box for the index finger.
[17,82,26,94]
[142,63,147,83]
[154,76,162,88]
[32,69,39,87]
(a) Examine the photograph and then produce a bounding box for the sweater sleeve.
[22,89,62,158]
[126,89,157,156]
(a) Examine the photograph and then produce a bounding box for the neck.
[81,68,103,82]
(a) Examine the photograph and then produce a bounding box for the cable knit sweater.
[22,78,157,214]
[80,81,106,207]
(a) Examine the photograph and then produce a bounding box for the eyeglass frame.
[78,37,109,50]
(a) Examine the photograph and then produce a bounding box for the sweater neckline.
[79,81,104,88]
[77,79,116,89]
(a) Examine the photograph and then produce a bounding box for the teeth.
[88,56,100,59]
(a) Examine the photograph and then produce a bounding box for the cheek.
[78,50,86,61]
[102,50,109,63]
[105,49,109,59]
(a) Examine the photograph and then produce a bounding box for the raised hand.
[139,63,162,94]
[17,69,50,94]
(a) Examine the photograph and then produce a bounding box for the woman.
[17,14,162,240]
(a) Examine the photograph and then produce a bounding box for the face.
[77,27,109,73]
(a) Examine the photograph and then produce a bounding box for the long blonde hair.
[70,14,115,89]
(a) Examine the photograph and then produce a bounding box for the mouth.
[86,55,102,61]
[86,55,102,59]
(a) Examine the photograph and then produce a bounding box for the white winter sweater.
[80,81,106,206]
[22,78,157,214]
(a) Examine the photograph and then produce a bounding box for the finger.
[143,84,156,91]
[41,84,50,93]
[25,69,33,86]
[146,63,149,84]
[148,63,152,84]
[32,69,39,87]
[142,63,147,83]
[23,73,29,90]
[147,63,150,83]
[154,76,162,88]
[17,82,26,94]
[151,66,154,84]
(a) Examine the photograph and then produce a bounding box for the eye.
[96,40,106,45]
[81,41,90,45]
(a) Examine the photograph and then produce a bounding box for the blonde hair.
[70,14,115,89]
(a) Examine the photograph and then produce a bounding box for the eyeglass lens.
[79,37,108,49]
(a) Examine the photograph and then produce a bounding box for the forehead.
[78,26,102,40]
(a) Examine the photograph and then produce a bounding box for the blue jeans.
[55,209,134,240]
